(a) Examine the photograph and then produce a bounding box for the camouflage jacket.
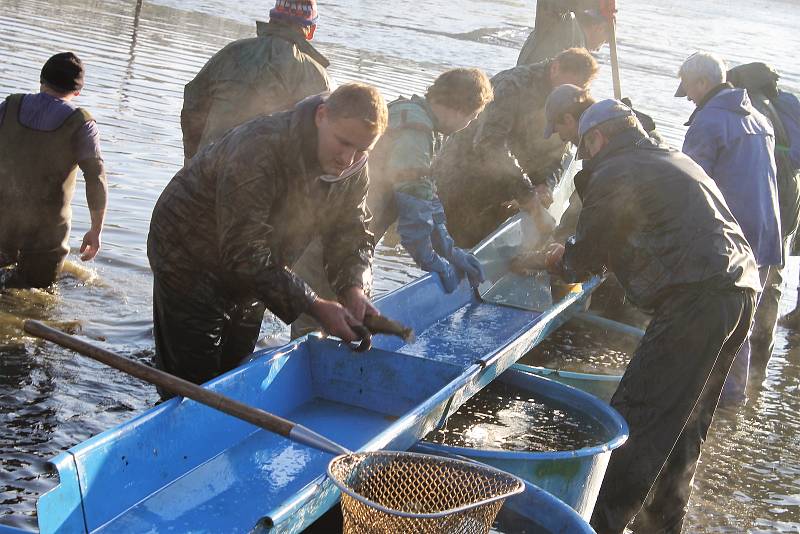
[181,21,331,159]
[435,60,569,200]
[149,95,373,324]
[517,0,593,65]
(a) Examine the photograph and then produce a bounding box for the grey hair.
[678,52,727,86]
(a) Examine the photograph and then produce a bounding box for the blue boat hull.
[33,215,609,533]
[417,368,627,519]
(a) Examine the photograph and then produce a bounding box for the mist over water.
[1,0,799,530]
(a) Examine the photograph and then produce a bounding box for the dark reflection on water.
[0,0,799,531]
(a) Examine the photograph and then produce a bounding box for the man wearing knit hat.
[0,52,107,288]
[181,0,330,161]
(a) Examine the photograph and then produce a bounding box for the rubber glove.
[395,192,463,293]
[449,248,486,288]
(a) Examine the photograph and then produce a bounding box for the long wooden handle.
[23,320,350,456]
[608,18,622,99]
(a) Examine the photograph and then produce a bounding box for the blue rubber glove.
[449,248,486,288]
[434,258,461,293]
[395,192,463,293]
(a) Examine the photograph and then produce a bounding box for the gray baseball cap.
[577,99,637,157]
[544,84,588,139]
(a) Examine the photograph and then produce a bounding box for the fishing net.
[327,451,524,534]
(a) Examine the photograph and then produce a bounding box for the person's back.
[517,0,608,65]
[569,129,759,308]
[436,49,598,248]
[683,85,781,268]
[181,1,330,160]
[0,52,107,288]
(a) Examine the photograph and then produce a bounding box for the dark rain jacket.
[435,60,568,246]
[560,128,761,312]
[181,21,331,160]
[727,63,800,241]
[149,95,374,324]
[517,0,597,65]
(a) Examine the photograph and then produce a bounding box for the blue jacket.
[683,86,782,267]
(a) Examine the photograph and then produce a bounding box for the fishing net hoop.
[328,450,524,534]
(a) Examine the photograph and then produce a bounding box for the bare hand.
[534,184,554,208]
[80,229,102,261]
[308,298,360,342]
[543,243,565,273]
[339,286,379,323]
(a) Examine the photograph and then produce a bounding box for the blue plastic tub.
[511,363,623,403]
[417,368,628,519]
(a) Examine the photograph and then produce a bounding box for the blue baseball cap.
[577,99,637,158]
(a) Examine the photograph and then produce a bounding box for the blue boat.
[25,214,608,533]
[416,368,628,519]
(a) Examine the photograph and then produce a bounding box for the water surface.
[1,0,799,531]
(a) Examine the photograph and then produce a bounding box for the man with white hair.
[677,51,781,404]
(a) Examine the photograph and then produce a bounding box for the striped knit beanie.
[270,0,319,26]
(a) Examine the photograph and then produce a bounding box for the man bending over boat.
[291,68,494,336]
[542,100,759,534]
[0,52,107,289]
[433,48,598,248]
[148,84,387,392]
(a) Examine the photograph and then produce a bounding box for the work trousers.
[152,272,266,398]
[720,267,768,404]
[590,281,755,534]
[750,232,795,375]
[0,222,70,289]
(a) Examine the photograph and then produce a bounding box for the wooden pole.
[23,320,350,456]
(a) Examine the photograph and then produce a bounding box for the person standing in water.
[544,100,759,534]
[148,84,386,393]
[181,0,330,161]
[0,52,107,289]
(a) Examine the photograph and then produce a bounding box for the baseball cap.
[544,84,588,139]
[577,99,637,157]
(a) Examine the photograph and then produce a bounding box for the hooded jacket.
[181,21,331,160]
[149,95,373,325]
[561,128,760,312]
[683,86,781,267]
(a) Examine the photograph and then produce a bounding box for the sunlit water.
[520,322,637,375]
[1,0,799,531]
[426,379,606,452]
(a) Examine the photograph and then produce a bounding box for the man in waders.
[678,52,781,404]
[0,52,107,289]
[434,48,599,248]
[543,100,759,534]
[291,68,494,337]
[726,62,800,375]
[181,0,330,161]
[148,83,386,393]
[517,0,610,66]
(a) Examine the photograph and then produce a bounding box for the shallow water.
[426,379,605,452]
[1,0,799,531]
